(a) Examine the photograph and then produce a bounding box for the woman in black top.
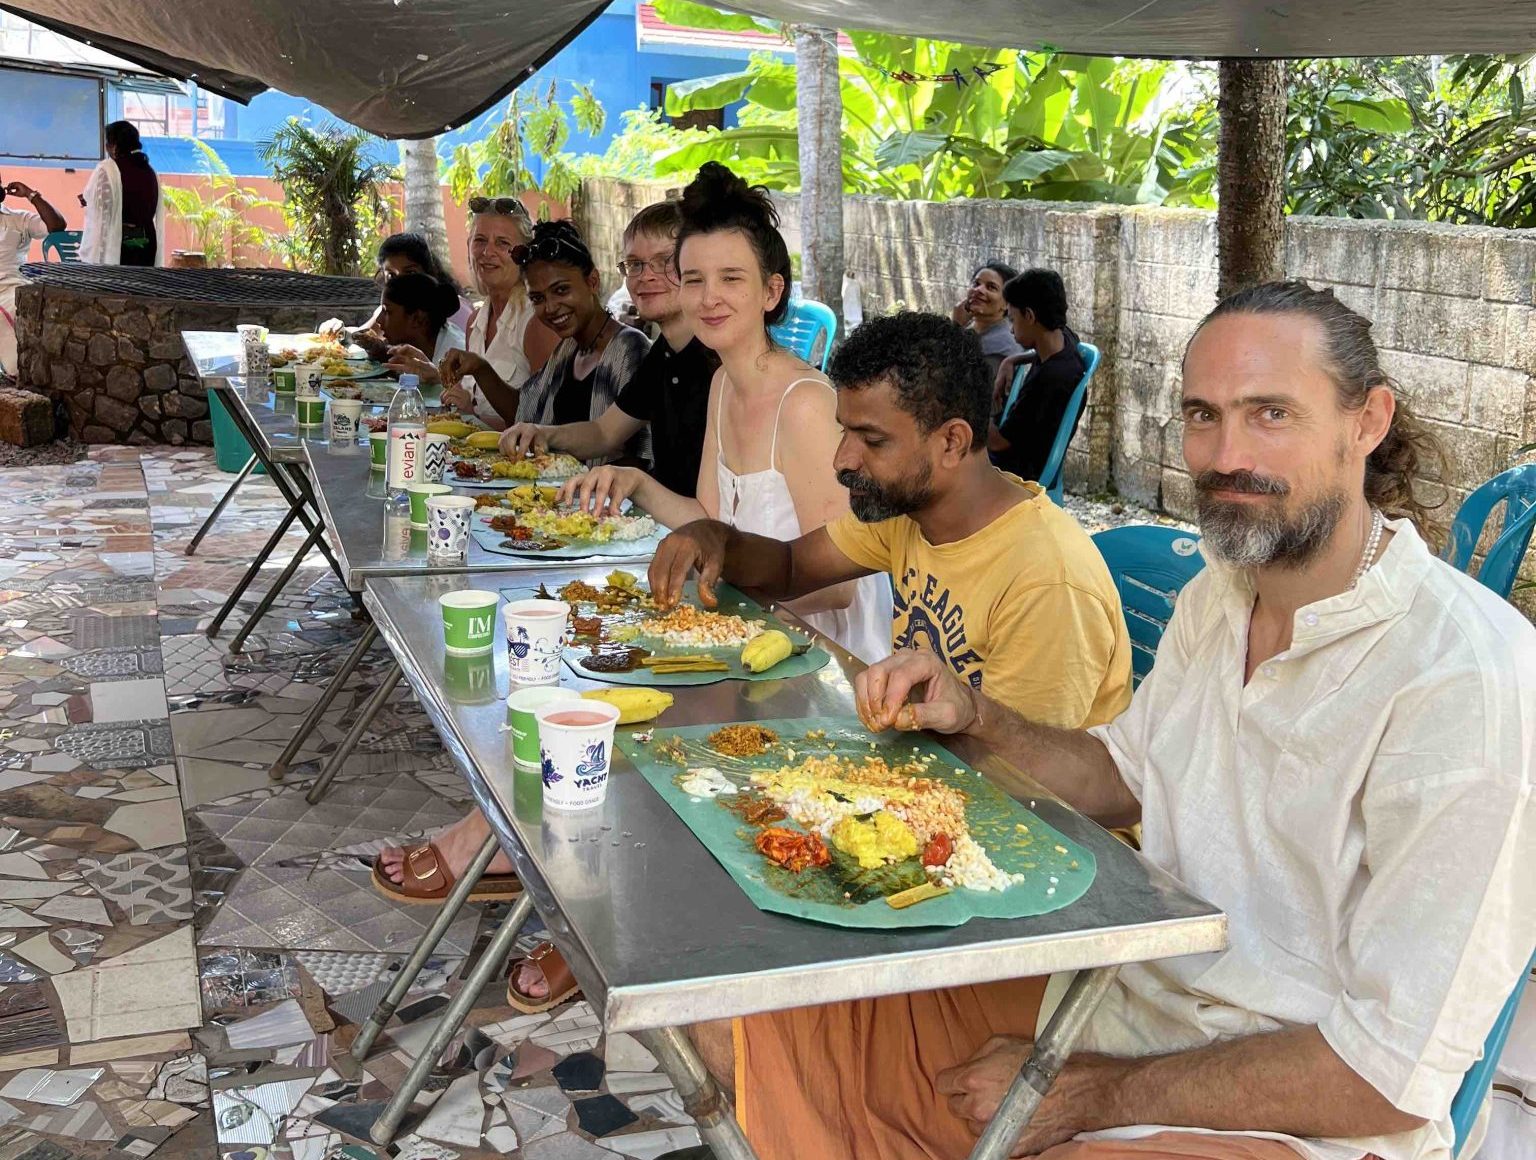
[988,268,1086,485]
[513,221,650,464]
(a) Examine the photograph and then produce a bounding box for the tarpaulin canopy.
[3,0,1536,139]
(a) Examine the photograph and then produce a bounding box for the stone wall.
[12,286,360,446]
[578,177,1536,539]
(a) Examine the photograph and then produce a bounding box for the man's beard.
[1194,469,1346,569]
[836,463,934,523]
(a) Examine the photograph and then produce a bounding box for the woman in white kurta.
[79,121,164,267]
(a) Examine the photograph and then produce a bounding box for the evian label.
[387,425,425,487]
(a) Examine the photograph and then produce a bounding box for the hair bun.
[680,161,780,232]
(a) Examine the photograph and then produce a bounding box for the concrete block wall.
[577,178,1536,604]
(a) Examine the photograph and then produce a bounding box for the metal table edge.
[599,911,1228,1034]
[364,580,1230,1036]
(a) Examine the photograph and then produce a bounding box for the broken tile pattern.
[0,449,696,1160]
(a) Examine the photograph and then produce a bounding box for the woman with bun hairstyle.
[510,220,651,463]
[79,121,164,267]
[563,161,891,665]
[374,272,466,385]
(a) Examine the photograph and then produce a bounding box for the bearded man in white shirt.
[718,281,1536,1160]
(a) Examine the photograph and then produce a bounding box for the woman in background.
[79,121,163,267]
[951,259,1024,384]
[375,272,467,385]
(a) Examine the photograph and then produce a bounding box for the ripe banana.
[741,629,793,674]
[426,419,476,438]
[465,430,503,450]
[581,687,674,725]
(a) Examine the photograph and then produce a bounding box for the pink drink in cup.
[535,698,621,810]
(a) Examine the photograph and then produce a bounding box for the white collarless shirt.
[462,295,534,430]
[1085,520,1536,1160]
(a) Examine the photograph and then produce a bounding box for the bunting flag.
[869,61,1009,87]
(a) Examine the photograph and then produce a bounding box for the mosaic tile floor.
[0,448,700,1160]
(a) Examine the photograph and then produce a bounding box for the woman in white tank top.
[562,163,890,664]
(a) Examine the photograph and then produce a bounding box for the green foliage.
[161,140,281,268]
[442,81,607,212]
[563,107,708,183]
[261,120,397,276]
[644,16,1201,207]
[1171,55,1536,226]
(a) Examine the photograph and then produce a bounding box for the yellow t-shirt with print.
[826,479,1132,729]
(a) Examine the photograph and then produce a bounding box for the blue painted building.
[0,0,757,176]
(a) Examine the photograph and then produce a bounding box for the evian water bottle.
[385,373,427,501]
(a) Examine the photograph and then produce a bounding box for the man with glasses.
[499,201,718,497]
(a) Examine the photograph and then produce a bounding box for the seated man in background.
[717,282,1536,1160]
[989,267,1086,485]
[0,176,66,378]
[498,200,718,498]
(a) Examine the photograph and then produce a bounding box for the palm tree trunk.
[402,137,451,270]
[1216,60,1288,298]
[795,24,843,322]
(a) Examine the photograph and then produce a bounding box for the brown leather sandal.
[507,940,582,1013]
[370,842,523,905]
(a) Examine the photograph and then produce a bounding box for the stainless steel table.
[361,567,1228,1158]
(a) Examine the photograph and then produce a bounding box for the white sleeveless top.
[716,377,892,665]
[462,295,536,430]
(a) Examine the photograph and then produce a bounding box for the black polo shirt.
[615,336,719,498]
[996,327,1085,484]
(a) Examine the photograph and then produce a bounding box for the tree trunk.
[795,24,843,323]
[401,136,451,273]
[1216,60,1288,299]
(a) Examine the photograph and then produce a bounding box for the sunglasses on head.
[468,195,531,218]
[512,234,590,267]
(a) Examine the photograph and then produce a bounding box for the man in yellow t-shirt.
[649,309,1131,731]
[648,311,1132,1158]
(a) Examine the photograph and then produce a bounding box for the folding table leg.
[639,1027,759,1160]
[966,965,1121,1159]
[186,454,256,556]
[304,662,402,804]
[350,833,503,1061]
[205,502,303,639]
[369,892,534,1147]
[227,523,326,655]
[269,622,379,781]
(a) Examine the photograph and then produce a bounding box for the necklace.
[1350,507,1385,590]
[576,315,611,356]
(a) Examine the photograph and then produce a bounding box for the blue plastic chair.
[770,298,837,371]
[42,230,82,262]
[999,341,1101,505]
[1451,953,1535,1155]
[1443,464,1536,598]
[1090,524,1205,685]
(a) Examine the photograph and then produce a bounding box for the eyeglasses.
[616,254,676,279]
[512,234,591,267]
[468,195,531,219]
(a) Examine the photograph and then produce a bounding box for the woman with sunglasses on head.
[438,197,559,430]
[511,220,651,461]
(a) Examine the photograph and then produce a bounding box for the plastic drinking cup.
[296,397,326,426]
[294,363,324,398]
[426,494,476,561]
[328,398,364,445]
[536,700,622,811]
[422,433,453,483]
[438,589,499,655]
[443,652,498,704]
[502,599,570,685]
[407,483,454,528]
[369,431,387,469]
[506,686,582,769]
